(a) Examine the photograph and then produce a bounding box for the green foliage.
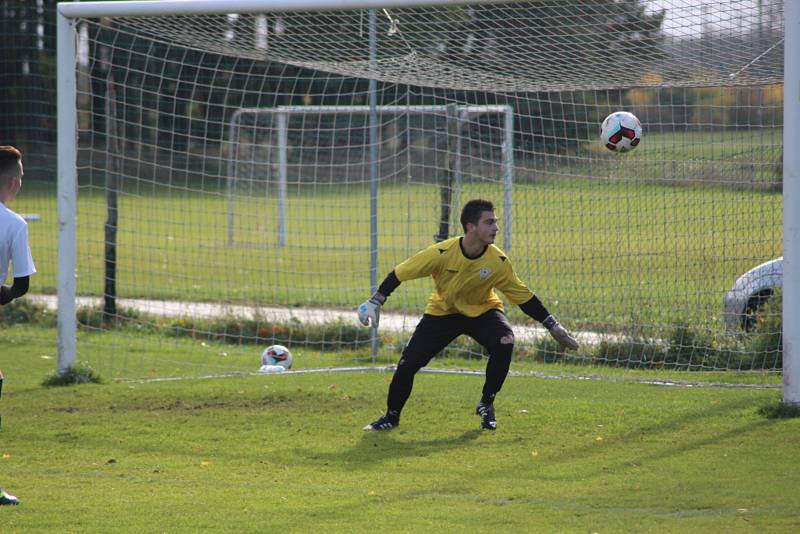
[0,298,55,326]
[76,305,146,330]
[1,295,785,375]
[72,305,372,352]
[440,336,485,361]
[42,361,102,387]
[516,335,589,366]
[521,319,783,373]
[593,337,668,369]
[759,401,800,419]
[744,287,783,370]
[528,335,566,364]
[164,315,370,351]
[664,323,715,368]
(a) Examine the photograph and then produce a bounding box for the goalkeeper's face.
[473,210,498,245]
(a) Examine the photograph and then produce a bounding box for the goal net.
[53,0,786,381]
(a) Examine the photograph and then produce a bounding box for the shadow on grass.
[759,401,800,419]
[292,428,482,469]
[511,395,785,483]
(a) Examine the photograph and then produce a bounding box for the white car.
[723,257,782,332]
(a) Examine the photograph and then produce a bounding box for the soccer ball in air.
[260,344,293,370]
[600,111,642,152]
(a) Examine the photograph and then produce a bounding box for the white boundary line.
[119,365,780,389]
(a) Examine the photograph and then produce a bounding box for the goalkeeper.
[358,199,578,431]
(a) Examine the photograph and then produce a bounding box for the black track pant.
[387,309,515,414]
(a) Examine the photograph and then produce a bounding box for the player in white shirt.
[1,146,36,305]
[0,145,35,506]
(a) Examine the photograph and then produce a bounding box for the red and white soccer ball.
[600,111,642,152]
[260,344,293,370]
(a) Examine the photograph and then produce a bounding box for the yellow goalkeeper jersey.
[394,236,534,317]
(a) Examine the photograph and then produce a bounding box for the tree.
[0,0,58,148]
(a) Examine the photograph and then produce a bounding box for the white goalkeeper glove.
[543,314,579,350]
[358,292,386,328]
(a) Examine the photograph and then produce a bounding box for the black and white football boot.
[0,488,19,506]
[475,402,497,431]
[363,412,399,431]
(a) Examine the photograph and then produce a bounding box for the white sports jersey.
[0,201,36,283]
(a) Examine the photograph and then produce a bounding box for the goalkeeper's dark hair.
[460,199,494,232]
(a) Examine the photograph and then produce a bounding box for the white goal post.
[783,0,800,404]
[55,0,797,401]
[226,104,514,248]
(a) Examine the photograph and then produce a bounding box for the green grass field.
[0,329,797,532]
[13,176,781,335]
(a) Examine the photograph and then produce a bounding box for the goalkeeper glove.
[542,314,579,350]
[358,292,386,328]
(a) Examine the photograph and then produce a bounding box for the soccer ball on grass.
[600,111,642,152]
[259,344,293,373]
